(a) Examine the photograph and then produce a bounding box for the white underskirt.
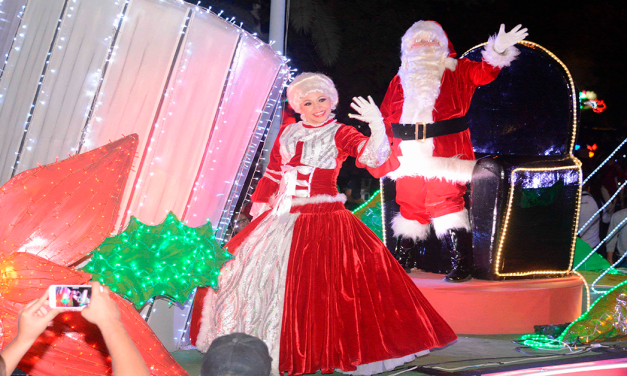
[339,350,430,375]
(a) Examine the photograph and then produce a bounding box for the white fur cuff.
[392,214,431,241]
[291,193,347,207]
[482,35,520,68]
[432,209,471,238]
[387,156,476,182]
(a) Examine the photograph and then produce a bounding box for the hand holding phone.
[18,291,60,341]
[48,285,92,310]
[80,281,121,327]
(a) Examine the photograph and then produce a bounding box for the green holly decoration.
[82,212,233,308]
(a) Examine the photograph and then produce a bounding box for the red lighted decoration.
[0,135,188,376]
[587,143,598,159]
[0,135,138,265]
[592,99,606,113]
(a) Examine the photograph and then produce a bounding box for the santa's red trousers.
[396,175,467,223]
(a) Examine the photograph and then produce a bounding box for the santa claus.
[369,21,527,282]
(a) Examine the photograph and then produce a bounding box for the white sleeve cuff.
[482,35,520,68]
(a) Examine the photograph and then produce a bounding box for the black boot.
[414,230,444,274]
[394,237,415,273]
[443,229,472,283]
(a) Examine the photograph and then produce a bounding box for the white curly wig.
[286,72,338,114]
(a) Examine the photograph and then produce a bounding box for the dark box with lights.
[465,41,581,280]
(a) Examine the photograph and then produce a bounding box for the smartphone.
[48,285,92,310]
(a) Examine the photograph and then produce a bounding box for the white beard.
[398,46,449,124]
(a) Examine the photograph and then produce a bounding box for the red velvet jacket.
[369,57,501,179]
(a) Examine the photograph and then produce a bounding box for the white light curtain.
[0,0,27,73]
[125,10,241,226]
[0,0,66,182]
[0,0,288,352]
[81,0,189,230]
[15,0,126,175]
[184,33,284,228]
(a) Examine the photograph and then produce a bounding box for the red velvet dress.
[190,119,457,375]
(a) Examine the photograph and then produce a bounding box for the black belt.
[392,117,468,141]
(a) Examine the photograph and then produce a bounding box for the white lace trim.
[357,136,391,168]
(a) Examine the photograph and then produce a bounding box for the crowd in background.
[577,147,627,267]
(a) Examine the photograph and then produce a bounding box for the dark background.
[189,0,626,177]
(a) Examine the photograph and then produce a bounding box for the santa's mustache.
[402,47,448,61]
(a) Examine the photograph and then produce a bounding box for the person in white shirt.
[578,183,610,248]
[606,207,627,265]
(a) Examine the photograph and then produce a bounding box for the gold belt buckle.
[415,122,427,142]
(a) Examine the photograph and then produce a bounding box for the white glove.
[494,24,528,53]
[349,96,384,131]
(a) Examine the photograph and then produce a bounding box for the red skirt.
[192,202,457,375]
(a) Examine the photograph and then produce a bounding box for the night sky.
[192,0,625,160]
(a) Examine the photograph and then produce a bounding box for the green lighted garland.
[519,279,627,349]
[351,189,381,215]
[82,212,233,308]
[351,190,383,240]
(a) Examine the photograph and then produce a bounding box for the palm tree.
[288,0,341,66]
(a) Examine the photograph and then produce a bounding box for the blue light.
[574,144,581,151]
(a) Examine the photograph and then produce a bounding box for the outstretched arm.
[81,282,149,376]
[494,24,528,54]
[480,23,528,73]
[0,291,60,375]
[349,96,390,169]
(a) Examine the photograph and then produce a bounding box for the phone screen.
[53,285,92,308]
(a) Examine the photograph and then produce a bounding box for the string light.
[590,245,627,293]
[582,138,627,186]
[464,42,582,278]
[83,212,231,308]
[216,68,290,242]
[1,0,292,355]
[351,189,381,215]
[464,41,579,156]
[520,280,627,349]
[572,270,590,311]
[380,178,388,247]
[78,0,130,154]
[577,180,626,236]
[492,161,582,278]
[0,135,186,375]
[574,214,627,272]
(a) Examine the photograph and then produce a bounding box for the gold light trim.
[462,41,578,155]
[572,270,590,311]
[380,178,387,246]
[462,41,581,278]
[493,158,582,277]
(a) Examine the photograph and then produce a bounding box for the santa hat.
[401,20,457,58]
[286,72,338,114]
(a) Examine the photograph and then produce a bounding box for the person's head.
[286,73,338,125]
[200,333,272,376]
[397,21,456,111]
[232,213,251,234]
[401,20,450,60]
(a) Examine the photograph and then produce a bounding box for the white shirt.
[578,192,609,248]
[607,208,627,256]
